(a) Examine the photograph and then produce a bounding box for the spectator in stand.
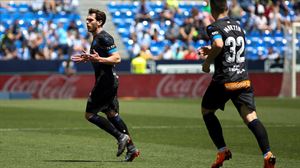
[27,26,45,60]
[243,5,257,33]
[67,20,79,34]
[165,20,180,41]
[191,8,210,42]
[294,0,300,21]
[262,47,283,70]
[160,1,177,22]
[238,0,255,13]
[268,3,283,32]
[59,59,77,76]
[70,31,90,57]
[254,3,271,32]
[173,46,185,60]
[166,0,180,13]
[137,30,152,47]
[183,45,199,60]
[0,31,18,60]
[158,45,173,60]
[43,0,56,13]
[18,41,31,60]
[148,19,164,42]
[229,0,245,21]
[32,0,44,12]
[282,10,292,28]
[55,22,69,59]
[128,33,141,58]
[135,0,152,22]
[179,17,196,46]
[272,0,289,14]
[139,44,156,60]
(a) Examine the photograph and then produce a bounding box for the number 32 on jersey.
[224,36,245,63]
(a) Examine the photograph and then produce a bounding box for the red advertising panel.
[0,73,299,99]
[0,74,93,99]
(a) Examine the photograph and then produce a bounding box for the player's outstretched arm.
[198,39,223,73]
[88,49,121,65]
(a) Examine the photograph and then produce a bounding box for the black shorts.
[201,80,256,114]
[85,74,119,114]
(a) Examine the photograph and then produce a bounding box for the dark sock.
[88,114,122,140]
[108,114,129,134]
[203,113,226,149]
[108,114,135,146]
[247,119,270,155]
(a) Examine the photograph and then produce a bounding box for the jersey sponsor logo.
[229,65,245,74]
[106,44,116,50]
[212,31,219,35]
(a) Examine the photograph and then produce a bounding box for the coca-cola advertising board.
[0,73,297,99]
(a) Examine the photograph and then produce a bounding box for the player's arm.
[90,49,121,65]
[89,35,121,65]
[198,25,223,73]
[204,38,223,64]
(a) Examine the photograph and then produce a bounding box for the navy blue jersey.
[206,17,248,83]
[87,30,119,113]
[90,30,118,78]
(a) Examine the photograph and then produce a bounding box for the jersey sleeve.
[98,34,118,55]
[206,25,222,42]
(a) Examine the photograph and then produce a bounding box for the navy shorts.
[85,74,119,114]
[201,80,256,113]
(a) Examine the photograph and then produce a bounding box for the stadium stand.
[0,0,299,73]
[107,0,299,63]
[0,0,88,60]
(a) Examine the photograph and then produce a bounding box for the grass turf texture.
[0,98,299,168]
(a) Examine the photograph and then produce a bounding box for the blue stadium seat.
[18,3,30,13]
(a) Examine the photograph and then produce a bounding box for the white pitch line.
[0,124,297,132]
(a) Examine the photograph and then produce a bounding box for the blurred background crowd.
[0,0,299,64]
[0,0,89,60]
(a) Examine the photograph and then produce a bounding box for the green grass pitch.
[0,98,299,168]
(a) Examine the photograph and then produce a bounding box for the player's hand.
[197,46,211,60]
[71,50,90,63]
[202,61,210,73]
[71,54,87,63]
[87,49,101,62]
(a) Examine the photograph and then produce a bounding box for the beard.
[87,25,97,33]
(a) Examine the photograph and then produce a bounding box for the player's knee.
[242,111,258,124]
[202,107,215,116]
[85,112,94,120]
[105,111,118,118]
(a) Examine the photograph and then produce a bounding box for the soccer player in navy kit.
[198,1,276,167]
[72,8,139,162]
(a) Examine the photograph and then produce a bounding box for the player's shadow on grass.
[44,159,122,163]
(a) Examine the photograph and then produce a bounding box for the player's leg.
[85,111,130,157]
[85,96,130,157]
[85,112,122,139]
[106,111,140,161]
[202,108,232,168]
[232,88,276,168]
[201,81,232,168]
[105,98,139,161]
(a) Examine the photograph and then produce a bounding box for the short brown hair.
[88,8,106,26]
[210,0,228,13]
